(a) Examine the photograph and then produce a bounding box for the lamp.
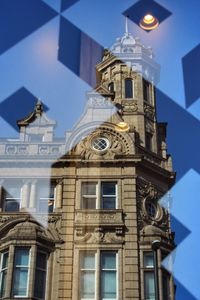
[139,14,159,31]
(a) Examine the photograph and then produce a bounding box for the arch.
[67,122,135,156]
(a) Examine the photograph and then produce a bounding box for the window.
[125,78,133,99]
[0,246,48,299]
[4,186,21,212]
[162,271,170,300]
[0,252,8,298]
[108,82,114,93]
[12,248,30,297]
[81,182,117,209]
[145,200,157,219]
[92,137,109,152]
[143,79,151,103]
[101,182,116,209]
[34,251,47,299]
[145,132,152,151]
[144,253,155,300]
[80,251,117,300]
[80,252,96,299]
[81,182,97,209]
[28,134,44,142]
[101,252,117,299]
[38,184,55,213]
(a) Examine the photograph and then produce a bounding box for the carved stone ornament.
[75,227,124,244]
[144,102,155,119]
[72,127,131,159]
[137,181,167,231]
[145,120,154,134]
[121,100,138,114]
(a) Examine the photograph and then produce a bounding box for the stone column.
[5,244,15,298]
[158,249,163,300]
[55,180,63,210]
[29,244,37,297]
[21,180,30,211]
[29,180,37,211]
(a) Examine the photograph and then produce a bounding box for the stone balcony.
[74,210,125,245]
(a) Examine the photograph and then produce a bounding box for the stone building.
[0,28,175,300]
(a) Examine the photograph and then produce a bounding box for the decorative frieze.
[75,227,124,244]
[1,143,64,156]
[75,210,124,226]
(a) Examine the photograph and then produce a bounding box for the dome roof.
[110,19,154,58]
[121,33,135,46]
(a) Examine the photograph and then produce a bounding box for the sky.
[0,0,200,299]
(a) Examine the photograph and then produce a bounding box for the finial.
[125,16,129,35]
[35,98,43,115]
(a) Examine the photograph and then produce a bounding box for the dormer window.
[125,78,133,99]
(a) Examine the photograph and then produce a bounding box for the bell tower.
[67,23,175,300]
[96,20,161,154]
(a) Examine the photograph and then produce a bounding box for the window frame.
[3,185,22,213]
[124,78,134,99]
[37,182,56,213]
[143,79,151,103]
[0,244,49,299]
[34,250,48,300]
[12,247,31,298]
[79,250,118,300]
[80,181,118,210]
[0,251,9,298]
[143,252,156,300]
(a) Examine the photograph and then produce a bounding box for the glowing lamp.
[139,14,159,31]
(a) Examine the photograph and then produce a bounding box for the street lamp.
[152,240,161,300]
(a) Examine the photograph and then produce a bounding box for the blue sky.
[0,1,199,299]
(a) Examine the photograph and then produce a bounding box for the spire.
[125,16,129,35]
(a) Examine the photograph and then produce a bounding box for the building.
[0,27,175,300]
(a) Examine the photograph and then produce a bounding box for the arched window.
[125,78,133,99]
[108,82,114,93]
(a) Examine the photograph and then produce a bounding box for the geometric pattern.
[0,1,199,299]
[182,44,200,108]
[0,0,57,55]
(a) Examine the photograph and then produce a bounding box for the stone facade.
[0,29,175,299]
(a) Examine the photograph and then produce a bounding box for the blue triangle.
[42,0,62,13]
[0,87,49,131]
[61,0,79,12]
[0,0,57,55]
